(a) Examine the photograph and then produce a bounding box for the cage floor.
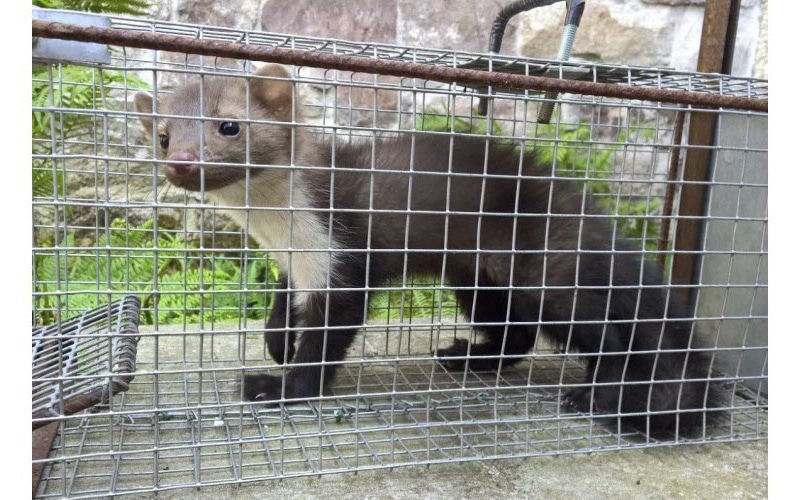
[36,324,767,498]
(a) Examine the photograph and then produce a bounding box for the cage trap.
[30,3,767,496]
[32,296,142,429]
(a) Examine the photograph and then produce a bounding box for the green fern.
[415,106,503,136]
[32,0,151,198]
[33,0,150,15]
[32,218,273,326]
[530,122,663,251]
[32,66,148,139]
[370,277,459,321]
[32,66,149,201]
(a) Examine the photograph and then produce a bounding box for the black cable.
[479,0,564,115]
[721,0,740,75]
[488,0,564,54]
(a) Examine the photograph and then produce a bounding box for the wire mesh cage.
[32,11,767,498]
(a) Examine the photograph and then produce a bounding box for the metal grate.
[32,11,767,498]
[32,296,141,429]
[106,15,768,101]
[37,336,765,496]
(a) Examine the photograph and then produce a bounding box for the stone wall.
[144,0,767,77]
[137,0,767,140]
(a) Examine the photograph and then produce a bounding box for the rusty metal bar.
[658,109,686,271]
[31,19,767,113]
[671,0,736,304]
[32,422,58,497]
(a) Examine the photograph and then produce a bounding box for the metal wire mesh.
[32,13,767,498]
[32,296,141,429]
[104,15,767,101]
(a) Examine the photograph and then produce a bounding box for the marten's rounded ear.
[251,64,293,120]
[133,92,156,136]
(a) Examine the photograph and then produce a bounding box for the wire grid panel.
[32,296,141,429]
[32,15,767,498]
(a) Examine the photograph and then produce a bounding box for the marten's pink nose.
[165,151,199,178]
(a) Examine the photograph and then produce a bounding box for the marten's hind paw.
[241,373,285,404]
[435,338,470,371]
[435,338,508,373]
[563,386,594,413]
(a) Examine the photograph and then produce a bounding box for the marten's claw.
[563,387,593,413]
[241,373,285,403]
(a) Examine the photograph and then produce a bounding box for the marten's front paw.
[563,385,625,416]
[241,373,286,403]
[435,338,470,371]
[435,338,502,372]
[563,386,594,413]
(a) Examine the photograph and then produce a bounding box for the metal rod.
[31,20,767,113]
[488,0,564,54]
[537,0,585,123]
[670,0,738,305]
[721,0,741,75]
[657,109,686,271]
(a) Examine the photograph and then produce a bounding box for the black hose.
[479,0,564,115]
[721,0,740,75]
[488,0,564,54]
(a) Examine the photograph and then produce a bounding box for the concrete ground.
[39,322,768,499]
[147,440,767,499]
[142,324,766,499]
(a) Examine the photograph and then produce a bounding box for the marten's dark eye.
[218,121,240,137]
[158,134,169,150]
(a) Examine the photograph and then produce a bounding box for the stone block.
[260,0,397,42]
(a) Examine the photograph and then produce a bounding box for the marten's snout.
[164,151,200,187]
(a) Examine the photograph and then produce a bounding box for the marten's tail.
[623,348,720,438]
[563,316,723,439]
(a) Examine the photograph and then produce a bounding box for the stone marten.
[134,64,715,437]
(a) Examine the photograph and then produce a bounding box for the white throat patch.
[208,171,340,311]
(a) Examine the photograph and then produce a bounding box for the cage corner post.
[670,0,740,305]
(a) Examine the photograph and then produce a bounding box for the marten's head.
[134,64,295,192]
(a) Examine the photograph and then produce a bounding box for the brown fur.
[135,64,717,437]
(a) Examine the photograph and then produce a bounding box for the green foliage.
[32,0,150,198]
[370,278,459,321]
[33,216,466,324]
[33,0,150,15]
[33,219,274,326]
[531,122,663,251]
[33,218,458,324]
[32,66,149,140]
[32,66,149,198]
[415,107,503,136]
